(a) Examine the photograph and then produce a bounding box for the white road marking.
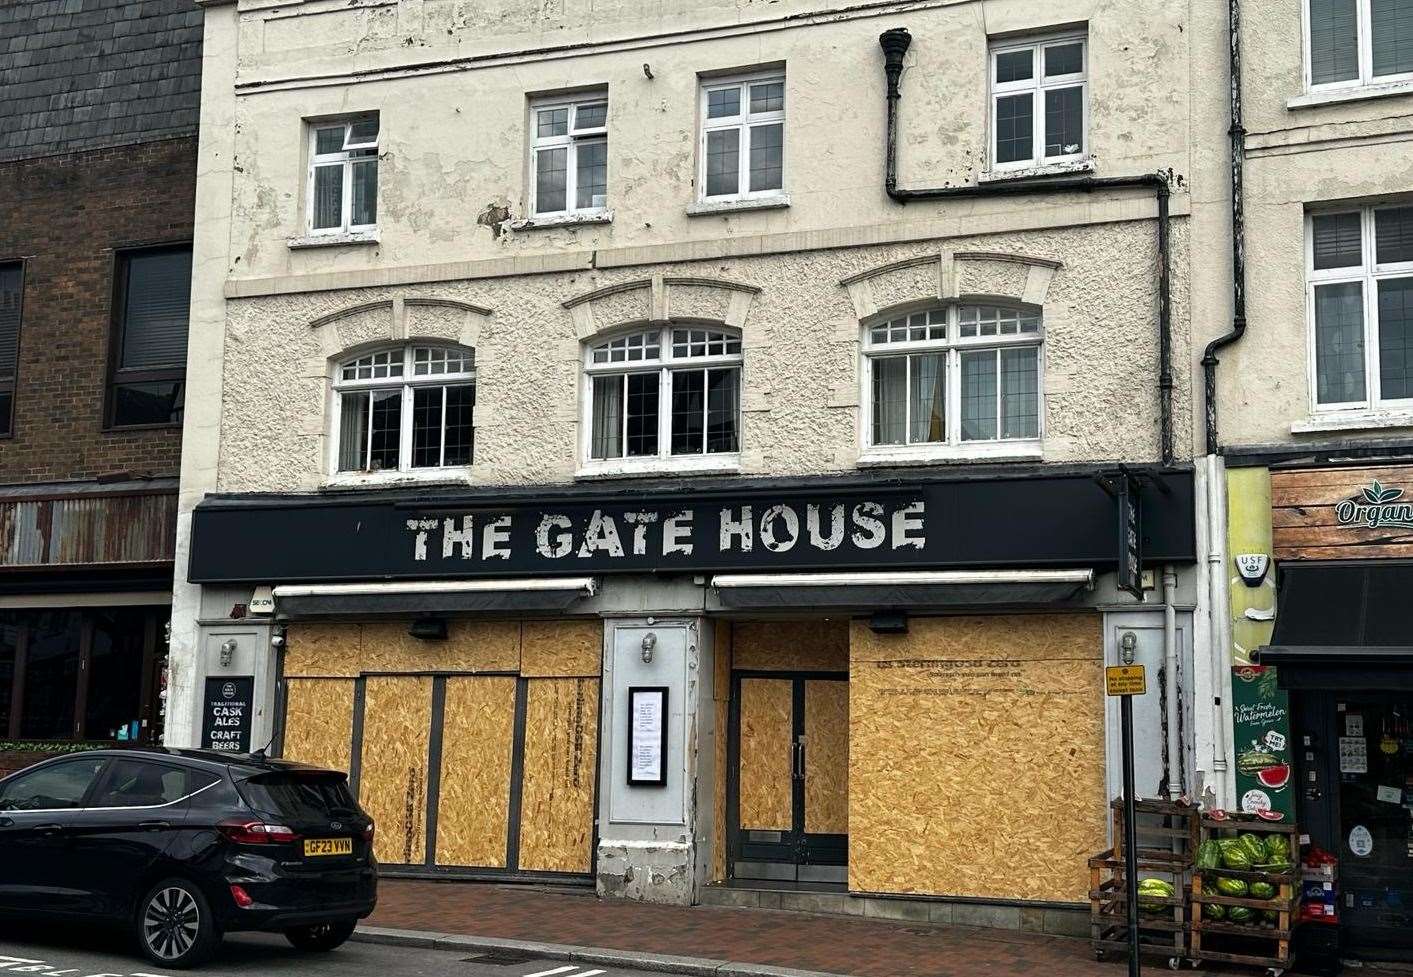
[0,958,171,977]
[521,968,579,977]
[574,970,606,976]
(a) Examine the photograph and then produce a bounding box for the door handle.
[139,820,171,831]
[35,823,64,837]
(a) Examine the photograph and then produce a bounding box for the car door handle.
[139,820,171,831]
[35,823,65,837]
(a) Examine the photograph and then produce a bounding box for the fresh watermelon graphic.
[1256,763,1291,791]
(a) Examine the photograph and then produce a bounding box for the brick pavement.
[367,880,1128,977]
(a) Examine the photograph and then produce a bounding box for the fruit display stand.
[1089,799,1199,968]
[1190,818,1302,976]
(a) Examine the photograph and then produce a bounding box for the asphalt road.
[0,928,660,977]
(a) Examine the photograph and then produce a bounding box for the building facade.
[174,0,1230,923]
[0,0,202,773]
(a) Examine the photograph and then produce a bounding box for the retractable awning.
[1255,563,1413,689]
[272,577,598,619]
[710,569,1094,610]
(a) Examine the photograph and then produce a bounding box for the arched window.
[584,325,741,465]
[333,344,475,474]
[862,305,1042,452]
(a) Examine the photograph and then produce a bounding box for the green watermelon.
[1205,902,1227,921]
[1228,906,1254,924]
[1262,909,1280,925]
[1221,845,1253,870]
[1216,877,1249,897]
[1239,833,1267,863]
[1263,834,1291,862]
[1249,881,1276,900]
[1196,839,1222,869]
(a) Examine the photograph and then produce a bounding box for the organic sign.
[201,675,254,753]
[1335,480,1413,530]
[1271,465,1413,561]
[1231,665,1295,821]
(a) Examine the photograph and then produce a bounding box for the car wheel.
[285,918,358,952]
[135,878,220,969]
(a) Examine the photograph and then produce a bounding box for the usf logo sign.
[1335,480,1413,531]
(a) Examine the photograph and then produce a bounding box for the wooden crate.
[1111,797,1201,863]
[1088,851,1189,967]
[1190,819,1302,975]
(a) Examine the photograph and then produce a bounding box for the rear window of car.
[237,773,358,820]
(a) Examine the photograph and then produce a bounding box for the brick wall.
[0,136,195,484]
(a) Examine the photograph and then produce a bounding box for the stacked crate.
[1190,818,1301,976]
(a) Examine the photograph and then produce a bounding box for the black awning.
[1256,563,1413,688]
[272,578,596,620]
[711,571,1093,611]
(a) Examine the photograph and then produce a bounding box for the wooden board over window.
[1271,464,1413,561]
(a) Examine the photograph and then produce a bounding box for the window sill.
[323,467,473,489]
[575,456,742,480]
[686,194,791,217]
[857,442,1044,468]
[1291,410,1413,434]
[978,159,1095,184]
[1288,80,1413,110]
[287,232,380,250]
[103,422,183,433]
[508,210,613,231]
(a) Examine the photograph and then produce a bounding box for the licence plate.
[304,837,353,857]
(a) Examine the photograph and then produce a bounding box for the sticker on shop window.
[1349,825,1374,857]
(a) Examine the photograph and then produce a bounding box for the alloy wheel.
[142,885,201,961]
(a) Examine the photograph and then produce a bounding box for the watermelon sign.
[1231,666,1295,822]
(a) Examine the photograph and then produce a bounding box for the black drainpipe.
[1200,0,1246,456]
[880,27,1175,467]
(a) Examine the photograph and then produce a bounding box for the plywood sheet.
[517,677,599,873]
[436,676,516,868]
[737,677,793,831]
[804,680,848,836]
[359,676,433,866]
[848,614,1106,903]
[360,619,521,674]
[282,678,355,774]
[521,620,601,677]
[713,694,729,883]
[284,623,360,677]
[732,620,848,672]
[713,621,732,702]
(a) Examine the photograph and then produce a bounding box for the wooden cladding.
[1271,464,1413,561]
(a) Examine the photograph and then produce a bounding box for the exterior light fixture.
[869,610,908,634]
[1120,631,1138,665]
[408,617,448,641]
[641,631,657,663]
[218,639,237,667]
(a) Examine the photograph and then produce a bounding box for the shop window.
[0,262,22,437]
[861,304,1043,460]
[529,93,608,217]
[1307,204,1413,414]
[583,325,741,470]
[108,244,192,428]
[85,608,152,742]
[989,32,1088,172]
[332,343,476,475]
[699,73,786,202]
[308,115,379,236]
[1307,0,1413,90]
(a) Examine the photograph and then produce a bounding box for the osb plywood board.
[285,623,360,677]
[361,619,521,674]
[436,676,516,868]
[713,622,732,703]
[282,678,354,773]
[360,676,432,866]
[521,620,601,677]
[518,677,599,873]
[732,620,848,672]
[737,677,793,831]
[1271,464,1413,560]
[805,680,848,836]
[713,694,728,882]
[848,615,1106,903]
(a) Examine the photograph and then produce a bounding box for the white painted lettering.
[892,501,926,550]
[759,504,800,553]
[663,511,694,555]
[806,504,845,550]
[536,514,574,558]
[851,502,886,549]
[720,506,753,552]
[482,515,512,560]
[624,511,660,555]
[578,509,625,558]
[442,515,474,559]
[405,518,437,561]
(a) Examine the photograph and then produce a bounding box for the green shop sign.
[1231,665,1295,821]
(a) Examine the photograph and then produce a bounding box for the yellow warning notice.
[1105,665,1147,697]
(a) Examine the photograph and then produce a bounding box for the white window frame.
[1303,0,1413,93]
[328,344,475,479]
[858,305,1045,463]
[528,94,609,218]
[306,115,380,237]
[579,325,744,476]
[697,72,787,203]
[988,33,1089,173]
[1305,206,1413,419]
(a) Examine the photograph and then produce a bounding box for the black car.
[0,747,377,968]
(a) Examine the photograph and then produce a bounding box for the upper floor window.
[1308,205,1413,412]
[990,34,1087,171]
[108,245,191,428]
[308,115,379,236]
[584,326,741,466]
[863,305,1043,454]
[699,73,785,202]
[0,262,22,437]
[1307,0,1413,89]
[530,94,608,217]
[333,344,474,474]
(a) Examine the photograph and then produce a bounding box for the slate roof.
[0,0,203,163]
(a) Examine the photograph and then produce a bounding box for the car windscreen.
[236,772,358,821]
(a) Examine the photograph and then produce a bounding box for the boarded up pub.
[185,467,1196,920]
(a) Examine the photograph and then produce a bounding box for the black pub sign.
[201,676,254,753]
